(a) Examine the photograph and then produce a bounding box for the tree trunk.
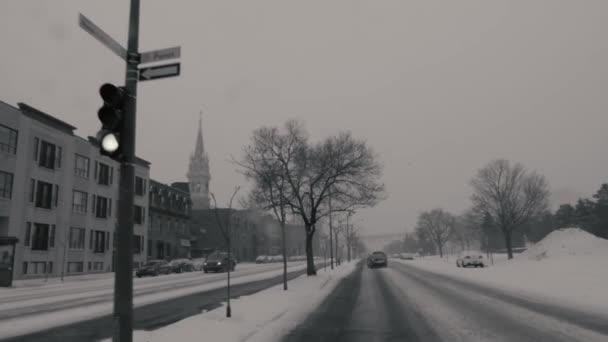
[281,220,288,290]
[305,227,317,275]
[504,230,514,260]
[437,243,443,258]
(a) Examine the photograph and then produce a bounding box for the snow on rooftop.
[520,228,608,260]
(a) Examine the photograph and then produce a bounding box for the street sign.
[139,63,180,81]
[140,46,181,64]
[79,13,127,61]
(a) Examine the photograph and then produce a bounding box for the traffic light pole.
[113,0,139,341]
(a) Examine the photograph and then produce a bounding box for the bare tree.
[416,209,455,258]
[235,131,291,289]
[471,159,549,259]
[240,120,385,275]
[210,186,240,318]
[451,209,483,251]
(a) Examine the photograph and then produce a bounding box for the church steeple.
[187,111,211,210]
[194,111,204,157]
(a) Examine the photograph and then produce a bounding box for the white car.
[456,252,486,268]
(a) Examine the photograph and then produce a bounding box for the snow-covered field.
[395,228,608,316]
[101,261,359,342]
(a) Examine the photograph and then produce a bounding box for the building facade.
[0,101,150,280]
[147,180,192,260]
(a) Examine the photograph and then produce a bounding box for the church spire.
[194,111,204,157]
[187,111,211,210]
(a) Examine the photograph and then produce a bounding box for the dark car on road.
[135,260,172,277]
[168,259,196,273]
[367,251,388,268]
[203,252,236,273]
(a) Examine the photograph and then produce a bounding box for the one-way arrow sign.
[139,63,180,81]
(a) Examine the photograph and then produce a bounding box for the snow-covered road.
[0,262,309,340]
[284,261,608,342]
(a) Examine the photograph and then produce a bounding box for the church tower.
[187,112,211,210]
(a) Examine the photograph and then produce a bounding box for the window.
[37,140,57,169]
[67,262,83,273]
[31,223,50,250]
[88,261,92,271]
[0,171,13,199]
[98,163,110,185]
[0,124,18,154]
[72,190,88,213]
[93,262,104,271]
[24,222,31,247]
[105,231,110,251]
[29,179,35,203]
[133,235,143,254]
[49,225,55,248]
[22,261,28,274]
[135,177,146,196]
[147,239,152,257]
[34,180,53,209]
[74,154,90,178]
[31,262,47,274]
[134,205,144,225]
[89,230,94,250]
[48,261,53,274]
[95,195,109,218]
[69,227,85,249]
[92,230,106,253]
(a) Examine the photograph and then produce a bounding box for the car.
[203,251,236,273]
[400,253,415,260]
[136,260,171,277]
[456,252,486,268]
[168,259,196,273]
[190,258,207,271]
[256,255,268,264]
[367,251,388,268]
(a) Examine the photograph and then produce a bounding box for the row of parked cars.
[135,251,238,277]
[255,255,308,263]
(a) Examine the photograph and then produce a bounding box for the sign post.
[79,2,181,341]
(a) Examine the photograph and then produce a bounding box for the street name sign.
[140,46,181,64]
[139,63,181,81]
[79,13,127,61]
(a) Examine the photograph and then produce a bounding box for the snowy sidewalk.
[106,261,360,342]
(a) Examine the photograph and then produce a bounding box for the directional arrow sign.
[140,46,181,64]
[139,63,180,81]
[79,13,127,61]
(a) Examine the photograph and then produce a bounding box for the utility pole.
[113,1,139,341]
[79,2,180,340]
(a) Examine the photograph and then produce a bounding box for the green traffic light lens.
[101,132,119,153]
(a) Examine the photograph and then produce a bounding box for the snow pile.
[520,228,608,260]
[103,261,359,342]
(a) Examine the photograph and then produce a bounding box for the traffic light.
[96,83,126,161]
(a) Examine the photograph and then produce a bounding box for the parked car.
[191,258,207,271]
[256,255,268,264]
[203,252,236,273]
[367,251,388,268]
[168,259,196,273]
[457,252,486,268]
[136,260,171,277]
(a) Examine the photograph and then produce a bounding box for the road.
[283,260,608,342]
[0,262,318,342]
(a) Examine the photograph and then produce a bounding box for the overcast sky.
[2,0,608,237]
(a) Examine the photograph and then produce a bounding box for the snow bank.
[103,261,359,342]
[397,229,608,316]
[520,227,608,260]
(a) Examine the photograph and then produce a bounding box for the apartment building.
[0,100,150,279]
